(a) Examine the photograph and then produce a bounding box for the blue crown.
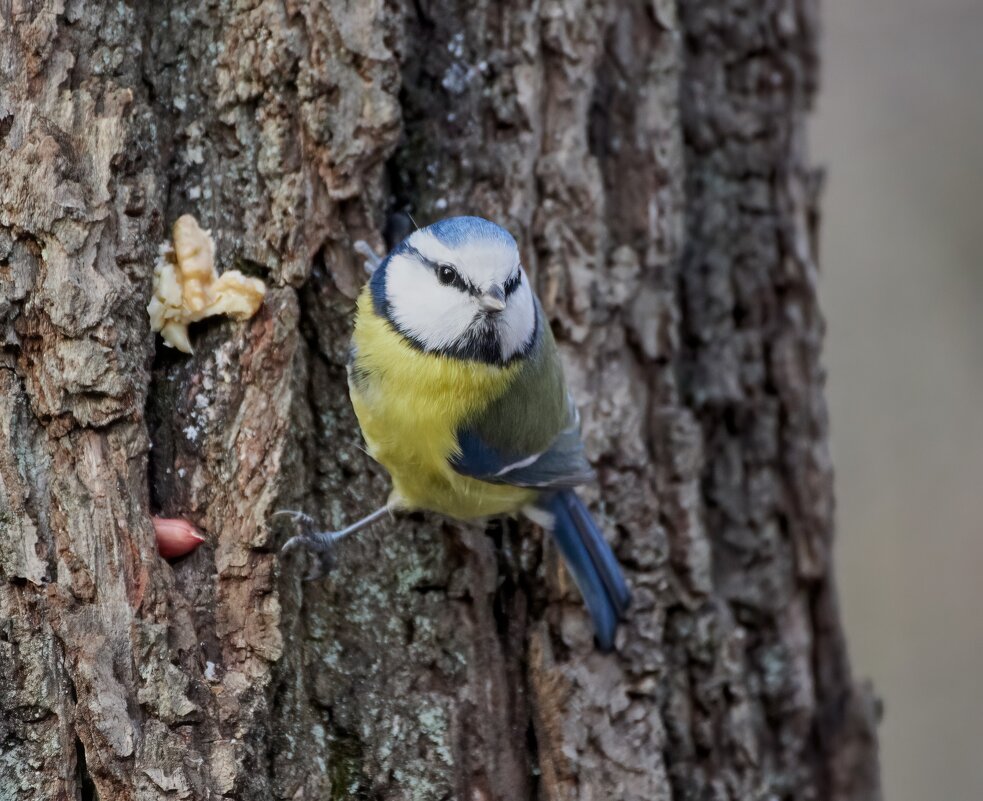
[371,216,517,321]
[425,216,516,250]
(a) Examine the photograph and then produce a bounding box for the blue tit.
[284,216,630,650]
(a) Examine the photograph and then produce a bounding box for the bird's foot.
[275,505,391,580]
[274,510,338,581]
[353,240,383,274]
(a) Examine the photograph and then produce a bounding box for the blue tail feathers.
[542,490,631,651]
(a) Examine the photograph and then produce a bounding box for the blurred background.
[812,0,983,799]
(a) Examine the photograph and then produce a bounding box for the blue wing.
[451,393,595,488]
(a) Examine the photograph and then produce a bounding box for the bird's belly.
[351,378,534,519]
[347,308,536,519]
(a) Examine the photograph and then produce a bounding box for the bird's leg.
[276,506,391,580]
[353,240,383,274]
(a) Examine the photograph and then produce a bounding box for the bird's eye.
[437,264,457,286]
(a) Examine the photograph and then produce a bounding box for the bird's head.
[370,216,537,365]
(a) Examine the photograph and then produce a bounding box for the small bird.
[283,216,630,650]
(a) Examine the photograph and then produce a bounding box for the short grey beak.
[479,284,506,313]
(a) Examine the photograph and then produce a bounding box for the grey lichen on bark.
[0,1,880,801]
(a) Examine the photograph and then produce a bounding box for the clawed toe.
[273,509,317,535]
[275,511,337,579]
[353,240,383,274]
[279,532,337,580]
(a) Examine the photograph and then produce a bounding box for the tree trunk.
[0,1,881,800]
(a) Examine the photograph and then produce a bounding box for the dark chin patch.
[379,313,505,365]
[442,309,539,366]
[451,319,504,364]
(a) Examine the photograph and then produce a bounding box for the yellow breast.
[348,288,536,519]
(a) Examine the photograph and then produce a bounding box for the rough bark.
[0,1,881,800]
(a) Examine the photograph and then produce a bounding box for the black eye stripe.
[503,270,522,297]
[434,262,473,294]
[404,245,519,298]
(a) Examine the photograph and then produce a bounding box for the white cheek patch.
[498,271,536,360]
[386,254,476,350]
